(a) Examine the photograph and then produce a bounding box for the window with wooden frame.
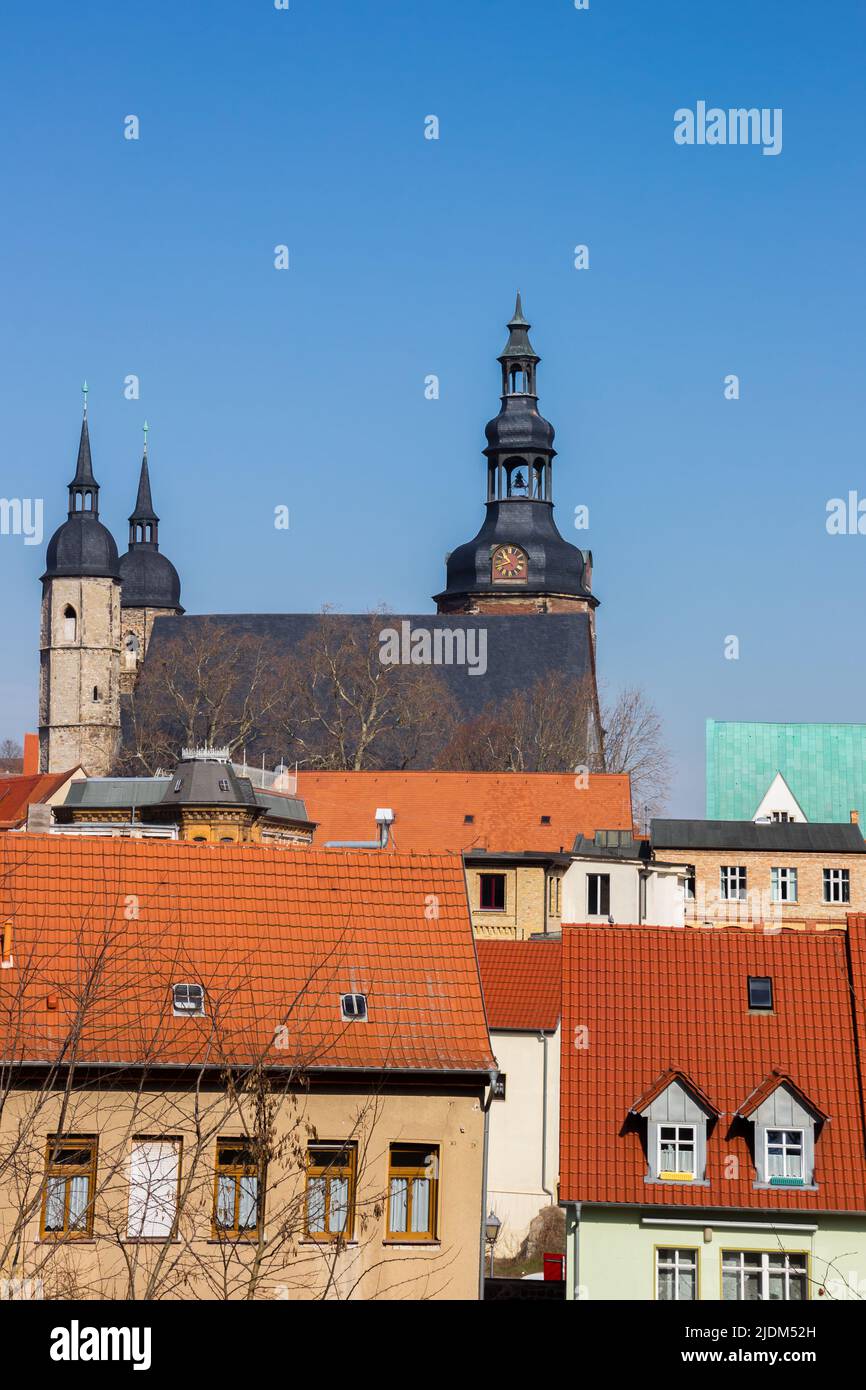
[41,1136,97,1239]
[479,873,506,911]
[213,1138,261,1238]
[305,1143,357,1241]
[387,1144,439,1241]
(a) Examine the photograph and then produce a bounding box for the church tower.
[39,389,123,775]
[118,425,183,694]
[434,295,598,624]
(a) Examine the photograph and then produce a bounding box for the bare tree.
[438,671,598,774]
[600,685,671,824]
[0,740,23,775]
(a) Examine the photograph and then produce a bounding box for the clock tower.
[434,295,598,626]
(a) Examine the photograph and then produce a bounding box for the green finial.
[82,380,89,415]
[143,419,149,452]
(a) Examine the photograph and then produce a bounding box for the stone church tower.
[39,394,123,775]
[118,426,184,694]
[434,295,598,633]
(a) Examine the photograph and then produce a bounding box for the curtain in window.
[660,1136,677,1170]
[238,1176,258,1230]
[44,1177,65,1231]
[678,1268,696,1300]
[68,1175,89,1230]
[127,1141,179,1239]
[410,1177,429,1234]
[329,1177,348,1233]
[216,1175,235,1227]
[389,1177,408,1233]
[307,1177,326,1233]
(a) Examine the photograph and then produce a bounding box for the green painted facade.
[566,1205,866,1301]
[706,720,866,825]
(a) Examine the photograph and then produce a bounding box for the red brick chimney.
[23,733,39,776]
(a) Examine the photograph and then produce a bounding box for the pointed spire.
[499,292,539,362]
[128,423,159,547]
[72,384,96,486]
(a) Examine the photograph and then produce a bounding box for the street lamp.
[485,1210,502,1278]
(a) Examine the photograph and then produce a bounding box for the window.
[683,875,696,901]
[127,1139,181,1240]
[218,778,229,792]
[540,814,551,825]
[172,983,205,1016]
[748,976,773,1011]
[340,992,367,1021]
[766,1129,804,1185]
[722,1250,807,1301]
[173,779,183,793]
[587,873,610,916]
[658,1125,696,1180]
[491,1073,507,1100]
[63,606,77,642]
[464,814,474,824]
[720,866,747,900]
[656,1247,698,1301]
[548,875,562,916]
[41,1137,97,1238]
[123,633,140,669]
[305,1143,356,1241]
[92,686,99,703]
[823,868,850,904]
[387,1144,439,1241]
[771,867,798,903]
[772,811,792,823]
[479,873,506,911]
[213,1139,260,1237]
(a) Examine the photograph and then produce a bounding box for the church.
[38,298,601,776]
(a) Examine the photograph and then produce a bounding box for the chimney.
[851,810,860,826]
[23,733,39,776]
[26,804,52,834]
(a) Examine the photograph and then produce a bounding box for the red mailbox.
[543,1253,565,1281]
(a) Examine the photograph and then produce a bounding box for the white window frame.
[657,1124,696,1179]
[720,865,747,901]
[655,1247,698,1301]
[770,867,798,903]
[823,868,850,904]
[587,873,610,917]
[765,1128,804,1182]
[172,983,205,1017]
[722,1250,808,1301]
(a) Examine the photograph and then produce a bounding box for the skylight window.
[172,983,205,1017]
[340,993,367,1022]
[464,814,474,824]
[218,779,229,792]
[748,976,773,1011]
[540,815,551,825]
[173,779,183,793]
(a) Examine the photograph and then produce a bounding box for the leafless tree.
[600,685,672,824]
[438,671,599,774]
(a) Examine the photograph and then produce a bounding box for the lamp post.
[485,1210,502,1279]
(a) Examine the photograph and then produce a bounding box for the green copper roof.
[706,720,866,824]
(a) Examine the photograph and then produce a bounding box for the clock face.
[491,544,528,581]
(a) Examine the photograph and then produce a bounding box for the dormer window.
[737,1075,824,1190]
[633,1070,718,1186]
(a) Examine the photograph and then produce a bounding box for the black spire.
[42,388,121,581]
[119,425,183,612]
[128,425,159,547]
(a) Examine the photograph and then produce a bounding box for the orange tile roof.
[476,939,561,1032]
[560,923,866,1212]
[299,771,633,855]
[0,771,75,829]
[0,835,495,1076]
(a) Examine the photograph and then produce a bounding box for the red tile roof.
[476,939,561,1032]
[560,924,866,1212]
[0,771,77,829]
[299,771,633,855]
[0,835,495,1076]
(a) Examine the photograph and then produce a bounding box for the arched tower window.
[92,686,100,703]
[63,605,77,642]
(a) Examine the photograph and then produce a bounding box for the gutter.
[479,1067,500,1299]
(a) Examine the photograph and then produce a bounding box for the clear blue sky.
[1,0,864,814]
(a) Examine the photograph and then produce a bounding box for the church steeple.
[433,296,596,617]
[68,382,101,518]
[128,423,159,548]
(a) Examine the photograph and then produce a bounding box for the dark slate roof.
[651,818,866,854]
[164,760,258,807]
[63,778,170,809]
[254,791,314,824]
[435,504,594,605]
[572,832,651,861]
[119,547,183,610]
[43,416,121,581]
[142,611,596,716]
